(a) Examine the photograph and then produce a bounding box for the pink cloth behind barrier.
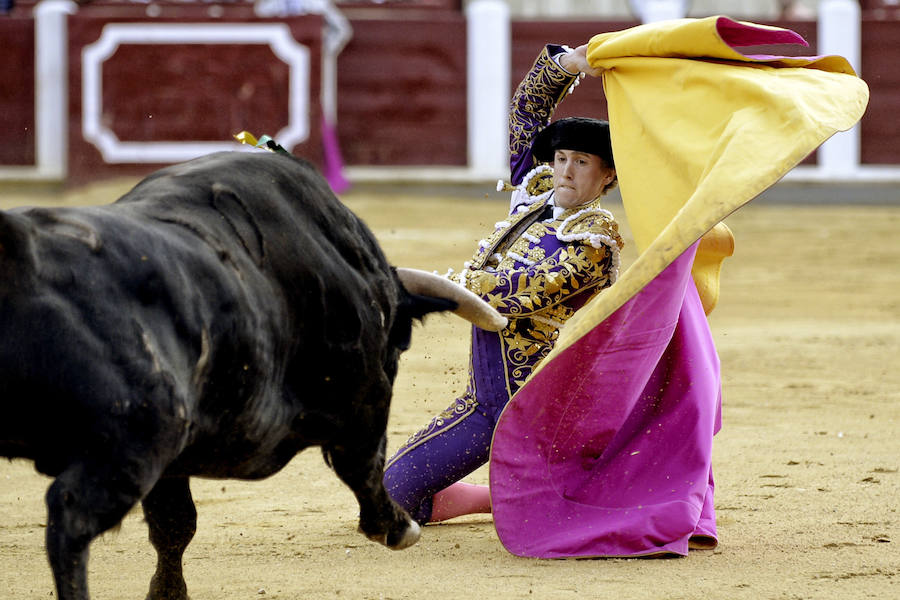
[321,116,350,194]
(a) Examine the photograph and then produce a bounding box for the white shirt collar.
[547,194,565,219]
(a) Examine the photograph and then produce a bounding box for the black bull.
[0,151,505,600]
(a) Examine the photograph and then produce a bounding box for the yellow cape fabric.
[539,16,868,366]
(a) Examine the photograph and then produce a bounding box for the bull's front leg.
[141,476,196,600]
[323,386,420,550]
[326,434,420,549]
[45,462,145,600]
[45,479,90,600]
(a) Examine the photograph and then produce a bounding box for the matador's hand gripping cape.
[489,17,868,558]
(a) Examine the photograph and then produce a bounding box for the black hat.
[531,117,614,168]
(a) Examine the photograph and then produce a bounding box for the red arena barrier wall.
[860,18,900,165]
[335,10,468,167]
[66,3,323,184]
[0,12,36,167]
[2,3,899,182]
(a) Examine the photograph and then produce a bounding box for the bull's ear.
[399,290,458,323]
[390,289,458,351]
[211,183,265,264]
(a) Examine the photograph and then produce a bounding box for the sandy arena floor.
[1,180,898,599]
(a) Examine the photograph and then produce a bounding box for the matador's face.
[552,149,616,210]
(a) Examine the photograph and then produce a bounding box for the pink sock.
[429,482,492,523]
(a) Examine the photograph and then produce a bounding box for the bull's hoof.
[389,519,420,550]
[360,519,420,550]
[146,573,189,600]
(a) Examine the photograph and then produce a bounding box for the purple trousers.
[384,321,522,524]
[383,374,510,524]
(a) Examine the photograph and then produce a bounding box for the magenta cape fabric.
[489,243,722,557]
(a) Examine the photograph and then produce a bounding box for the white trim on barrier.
[81,23,310,164]
[784,165,900,183]
[465,0,510,180]
[817,0,862,177]
[4,0,79,182]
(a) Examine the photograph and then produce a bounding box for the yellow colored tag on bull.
[234,131,260,147]
[234,131,292,156]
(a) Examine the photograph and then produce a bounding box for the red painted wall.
[336,9,468,166]
[1,6,898,177]
[65,4,323,184]
[860,19,900,164]
[0,13,36,166]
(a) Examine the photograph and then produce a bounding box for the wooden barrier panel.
[0,13,36,166]
[2,6,899,182]
[65,4,323,184]
[861,19,900,165]
[336,11,468,166]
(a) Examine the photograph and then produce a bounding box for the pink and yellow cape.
[488,16,868,558]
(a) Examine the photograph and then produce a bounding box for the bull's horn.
[396,268,507,332]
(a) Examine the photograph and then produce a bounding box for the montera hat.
[531,117,615,168]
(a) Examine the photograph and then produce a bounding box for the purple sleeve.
[508,44,580,186]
